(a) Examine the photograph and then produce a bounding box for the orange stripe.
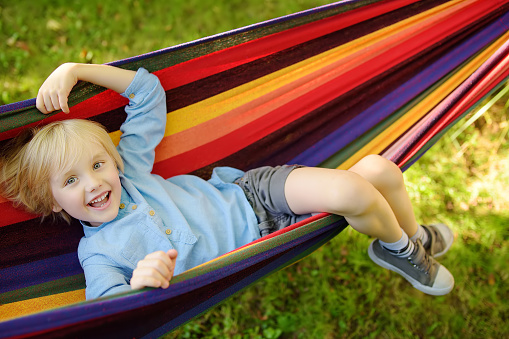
[0,289,85,321]
[151,0,479,162]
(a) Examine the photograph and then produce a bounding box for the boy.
[0,63,454,299]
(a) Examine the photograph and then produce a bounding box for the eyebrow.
[93,150,109,160]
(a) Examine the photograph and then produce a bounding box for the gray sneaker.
[368,239,454,295]
[422,224,454,258]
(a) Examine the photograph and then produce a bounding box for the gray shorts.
[235,165,311,237]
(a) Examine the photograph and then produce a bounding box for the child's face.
[50,142,122,226]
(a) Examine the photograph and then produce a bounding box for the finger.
[167,249,178,260]
[58,90,70,113]
[42,92,56,113]
[49,91,62,112]
[131,268,169,290]
[166,250,178,278]
[36,91,49,114]
[137,257,172,280]
[136,266,171,289]
[145,251,172,267]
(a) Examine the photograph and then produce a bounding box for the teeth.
[89,192,109,204]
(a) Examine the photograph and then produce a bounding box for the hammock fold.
[1,0,509,337]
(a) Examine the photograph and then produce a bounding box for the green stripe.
[171,214,344,283]
[0,274,85,305]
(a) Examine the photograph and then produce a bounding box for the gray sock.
[410,224,429,246]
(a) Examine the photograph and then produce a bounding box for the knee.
[324,171,380,216]
[354,154,404,192]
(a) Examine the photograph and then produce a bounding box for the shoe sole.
[368,242,453,296]
[431,223,454,258]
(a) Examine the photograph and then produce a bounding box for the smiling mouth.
[88,192,110,208]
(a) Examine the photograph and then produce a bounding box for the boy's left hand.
[36,63,78,114]
[130,249,179,291]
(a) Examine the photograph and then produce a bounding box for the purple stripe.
[388,38,509,164]
[290,11,509,166]
[0,252,82,294]
[0,217,345,338]
[145,220,347,338]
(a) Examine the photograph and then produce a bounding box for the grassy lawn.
[1,1,508,338]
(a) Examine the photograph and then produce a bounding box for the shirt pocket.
[166,228,197,245]
[121,225,170,267]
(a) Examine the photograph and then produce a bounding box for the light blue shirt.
[78,68,260,299]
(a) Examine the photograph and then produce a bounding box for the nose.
[84,173,101,192]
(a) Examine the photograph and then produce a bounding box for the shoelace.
[407,240,433,275]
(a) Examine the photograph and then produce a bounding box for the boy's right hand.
[36,63,78,114]
[36,62,136,114]
[130,249,178,290]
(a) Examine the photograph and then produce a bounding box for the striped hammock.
[1,0,509,337]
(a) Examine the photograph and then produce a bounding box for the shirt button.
[129,93,135,99]
[165,229,172,235]
[119,203,125,209]
[149,210,155,216]
[132,205,137,210]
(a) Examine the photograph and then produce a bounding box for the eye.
[93,162,103,170]
[65,177,77,186]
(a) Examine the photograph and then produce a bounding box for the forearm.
[69,63,136,94]
[37,62,138,114]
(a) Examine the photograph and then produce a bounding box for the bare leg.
[347,155,418,238]
[284,155,456,296]
[284,165,403,243]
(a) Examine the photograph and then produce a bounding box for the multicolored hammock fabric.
[1,0,509,337]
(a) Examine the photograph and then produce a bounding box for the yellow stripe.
[337,30,509,170]
[0,289,85,322]
[163,0,466,133]
[108,0,467,147]
[186,238,264,273]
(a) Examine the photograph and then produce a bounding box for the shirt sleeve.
[117,68,167,178]
[81,256,133,299]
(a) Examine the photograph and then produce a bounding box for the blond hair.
[0,119,123,222]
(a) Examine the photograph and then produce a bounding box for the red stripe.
[0,202,39,227]
[10,0,419,131]
[153,0,501,177]
[155,0,420,90]
[0,0,502,225]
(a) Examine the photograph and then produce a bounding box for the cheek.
[51,189,66,204]
[50,190,65,212]
[109,169,121,187]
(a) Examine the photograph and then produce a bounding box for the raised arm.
[36,63,137,114]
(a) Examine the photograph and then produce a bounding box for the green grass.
[1,1,508,338]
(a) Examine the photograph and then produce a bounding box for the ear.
[52,204,63,213]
